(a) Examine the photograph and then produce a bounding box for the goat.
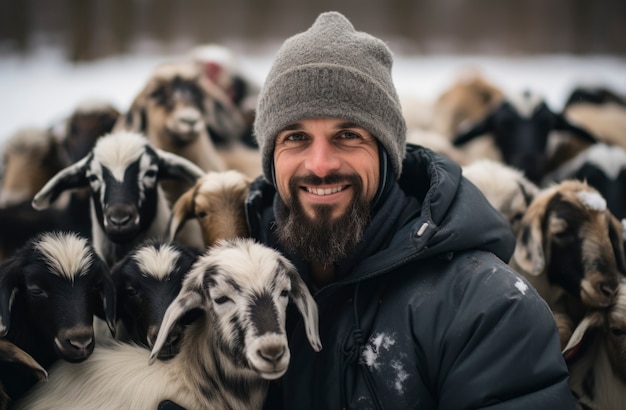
[0,231,115,401]
[510,179,626,349]
[188,43,260,148]
[111,239,200,360]
[168,170,251,246]
[452,89,598,183]
[0,340,47,410]
[31,131,206,267]
[15,238,322,410]
[462,159,540,237]
[431,70,504,138]
[115,60,232,174]
[542,143,626,220]
[563,277,626,409]
[51,98,121,164]
[0,127,68,208]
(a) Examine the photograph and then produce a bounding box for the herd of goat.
[1,44,626,408]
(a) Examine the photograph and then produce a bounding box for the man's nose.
[304,139,341,177]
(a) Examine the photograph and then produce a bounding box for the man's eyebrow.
[335,121,362,129]
[279,121,364,132]
[280,123,304,132]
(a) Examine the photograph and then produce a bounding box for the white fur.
[34,232,94,282]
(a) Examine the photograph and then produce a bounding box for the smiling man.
[243,11,577,410]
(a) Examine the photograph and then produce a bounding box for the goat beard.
[276,173,371,266]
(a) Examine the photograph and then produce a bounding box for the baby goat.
[168,170,251,246]
[111,239,200,359]
[16,238,321,410]
[511,180,626,348]
[0,231,115,401]
[32,131,205,267]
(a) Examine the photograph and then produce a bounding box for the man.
[246,11,576,409]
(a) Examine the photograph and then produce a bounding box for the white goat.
[563,277,626,409]
[31,131,205,267]
[15,238,322,410]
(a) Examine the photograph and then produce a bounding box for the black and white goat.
[563,277,626,409]
[452,89,598,183]
[111,239,200,360]
[542,143,626,220]
[510,180,626,349]
[31,131,205,267]
[0,231,115,401]
[15,238,322,410]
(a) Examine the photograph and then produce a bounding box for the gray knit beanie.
[254,11,407,182]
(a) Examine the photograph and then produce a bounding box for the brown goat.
[168,170,251,247]
[0,127,68,208]
[511,179,626,349]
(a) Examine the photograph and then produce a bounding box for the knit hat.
[254,11,407,182]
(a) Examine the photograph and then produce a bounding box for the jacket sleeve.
[431,253,577,410]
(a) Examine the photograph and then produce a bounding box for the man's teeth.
[306,186,345,196]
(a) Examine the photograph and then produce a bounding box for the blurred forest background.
[1,0,625,61]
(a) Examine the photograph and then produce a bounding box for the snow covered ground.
[1,46,625,142]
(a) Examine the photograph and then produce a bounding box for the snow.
[1,46,626,143]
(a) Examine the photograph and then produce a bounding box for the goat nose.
[599,282,617,299]
[258,345,286,364]
[179,117,197,127]
[106,204,136,227]
[68,334,94,350]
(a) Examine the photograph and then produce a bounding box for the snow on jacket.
[247,143,576,409]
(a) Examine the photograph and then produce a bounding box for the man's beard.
[276,173,371,266]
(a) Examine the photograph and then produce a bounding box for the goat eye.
[196,211,207,218]
[144,170,157,179]
[280,290,289,298]
[126,287,138,297]
[214,295,233,305]
[611,327,626,337]
[27,286,46,297]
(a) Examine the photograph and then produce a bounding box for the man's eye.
[286,133,307,142]
[339,131,359,139]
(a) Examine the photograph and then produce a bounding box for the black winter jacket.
[247,144,576,409]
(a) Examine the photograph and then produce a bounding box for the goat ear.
[0,339,48,381]
[553,113,598,144]
[155,149,205,184]
[512,211,546,276]
[0,258,22,337]
[608,213,626,275]
[562,311,603,360]
[115,89,148,133]
[201,78,247,142]
[285,261,322,352]
[167,187,197,241]
[98,262,117,337]
[452,110,494,146]
[149,271,206,365]
[31,154,91,210]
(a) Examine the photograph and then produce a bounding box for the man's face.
[273,118,380,263]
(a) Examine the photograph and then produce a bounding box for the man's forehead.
[280,119,365,132]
